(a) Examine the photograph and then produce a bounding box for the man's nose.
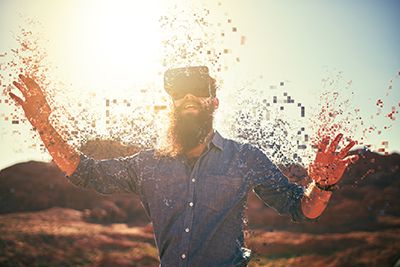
[183,93,196,100]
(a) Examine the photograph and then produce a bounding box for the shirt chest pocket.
[199,175,244,211]
[143,178,187,211]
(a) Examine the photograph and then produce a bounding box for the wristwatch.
[314,182,337,192]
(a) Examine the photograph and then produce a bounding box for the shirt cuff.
[65,154,92,188]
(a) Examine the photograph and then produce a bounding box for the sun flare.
[59,0,165,91]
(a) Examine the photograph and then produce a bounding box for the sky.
[0,0,399,171]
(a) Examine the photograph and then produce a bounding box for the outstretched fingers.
[338,140,356,158]
[318,136,330,153]
[328,133,343,154]
[9,92,24,106]
[12,81,28,97]
[19,74,41,95]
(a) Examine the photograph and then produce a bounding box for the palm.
[309,134,358,186]
[10,75,51,127]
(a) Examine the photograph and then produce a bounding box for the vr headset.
[164,66,216,100]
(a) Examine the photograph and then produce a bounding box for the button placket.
[179,147,211,267]
[180,170,198,266]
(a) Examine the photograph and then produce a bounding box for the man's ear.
[213,97,219,110]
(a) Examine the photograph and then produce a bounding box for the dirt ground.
[1,208,399,267]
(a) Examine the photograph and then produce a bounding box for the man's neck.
[185,129,214,159]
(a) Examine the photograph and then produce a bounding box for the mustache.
[175,100,202,112]
[176,98,215,113]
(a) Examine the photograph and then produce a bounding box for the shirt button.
[181,254,186,259]
[189,202,194,207]
[185,228,190,232]
[191,178,196,182]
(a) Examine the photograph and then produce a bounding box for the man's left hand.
[308,133,359,186]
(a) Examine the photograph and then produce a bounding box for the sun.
[58,0,166,92]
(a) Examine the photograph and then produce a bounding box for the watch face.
[164,66,212,99]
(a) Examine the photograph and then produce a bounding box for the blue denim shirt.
[67,131,309,267]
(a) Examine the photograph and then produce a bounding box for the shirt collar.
[210,130,224,151]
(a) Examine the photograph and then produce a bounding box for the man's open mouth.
[184,104,198,109]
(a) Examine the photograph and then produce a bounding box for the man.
[10,66,358,266]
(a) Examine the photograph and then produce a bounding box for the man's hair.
[209,78,217,97]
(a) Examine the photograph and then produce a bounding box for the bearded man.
[10,66,358,267]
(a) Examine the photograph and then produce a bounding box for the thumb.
[343,154,359,166]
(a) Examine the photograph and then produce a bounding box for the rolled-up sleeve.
[67,153,140,195]
[244,145,311,222]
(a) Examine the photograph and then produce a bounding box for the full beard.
[167,103,214,156]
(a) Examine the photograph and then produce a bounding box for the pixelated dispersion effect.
[233,81,310,166]
[0,17,55,154]
[1,6,398,169]
[159,2,245,76]
[309,70,399,156]
[0,16,164,152]
[1,4,246,153]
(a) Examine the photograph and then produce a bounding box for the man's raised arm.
[9,74,80,176]
[301,134,359,219]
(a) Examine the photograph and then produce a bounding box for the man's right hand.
[10,74,51,130]
[9,74,80,176]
